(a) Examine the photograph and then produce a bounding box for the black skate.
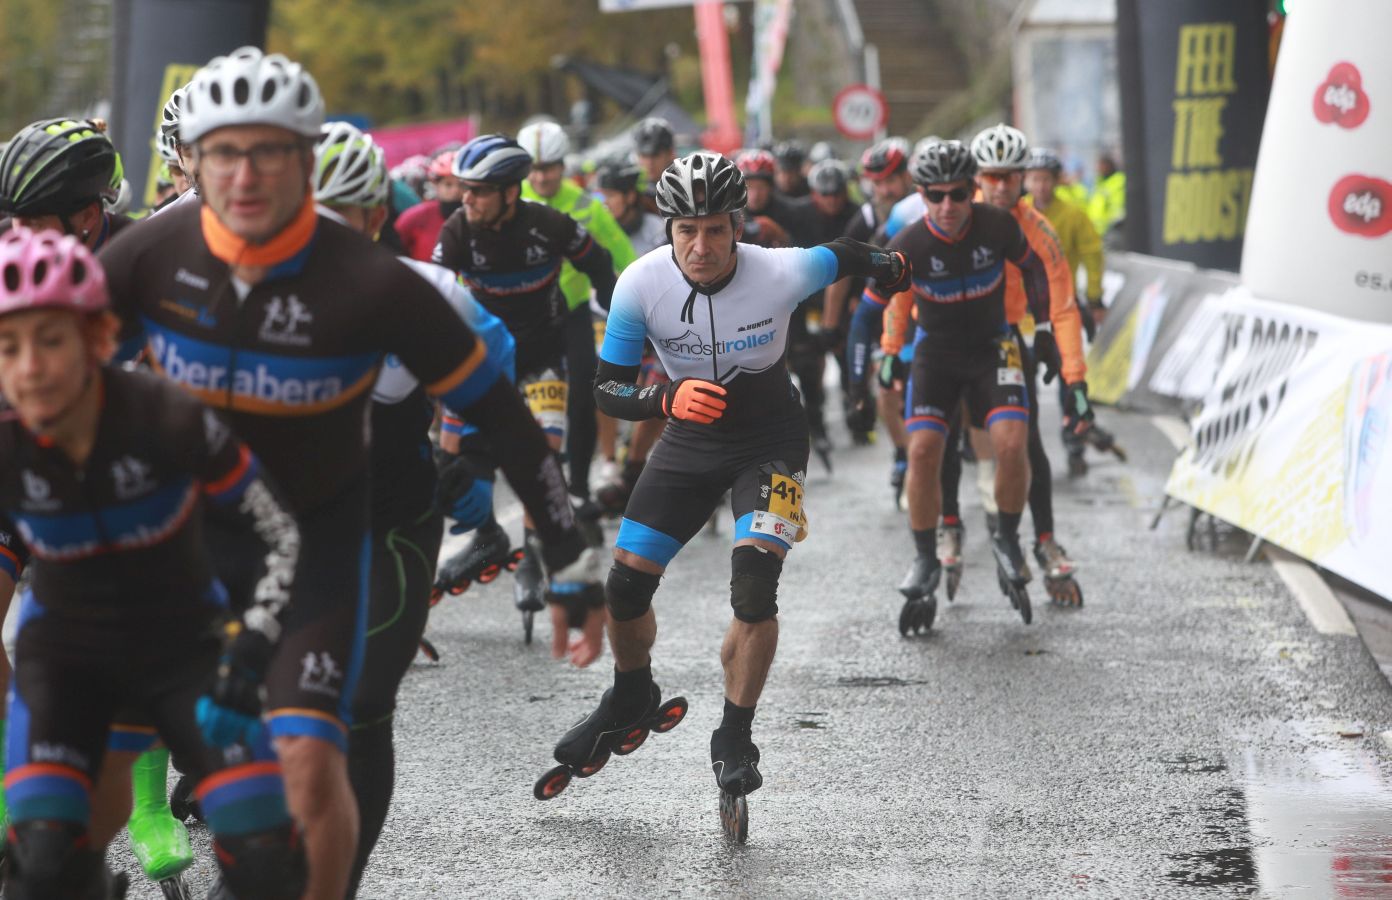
[168,775,203,824]
[513,540,546,644]
[991,532,1033,625]
[896,557,939,636]
[711,727,761,844]
[430,521,523,604]
[1085,423,1127,462]
[812,432,833,475]
[596,459,643,518]
[534,684,688,801]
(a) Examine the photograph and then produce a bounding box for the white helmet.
[970,123,1029,171]
[180,46,324,144]
[160,83,190,140]
[516,121,569,165]
[313,122,388,208]
[155,127,182,166]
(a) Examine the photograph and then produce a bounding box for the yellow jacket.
[1032,189,1103,304]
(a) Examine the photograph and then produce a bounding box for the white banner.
[1167,289,1392,598]
[1241,0,1392,322]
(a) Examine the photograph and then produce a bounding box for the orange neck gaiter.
[201,194,318,268]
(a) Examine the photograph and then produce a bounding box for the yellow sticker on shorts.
[998,336,1023,372]
[524,379,567,415]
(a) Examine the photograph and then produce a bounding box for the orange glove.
[661,379,727,424]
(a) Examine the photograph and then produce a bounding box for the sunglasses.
[460,182,502,198]
[924,186,971,204]
[977,171,1017,184]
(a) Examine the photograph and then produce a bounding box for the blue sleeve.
[884,194,923,240]
[599,276,647,367]
[784,246,839,306]
[847,292,886,382]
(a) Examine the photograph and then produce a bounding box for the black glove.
[870,249,911,296]
[878,352,905,390]
[846,379,877,433]
[198,624,274,746]
[1077,298,1098,342]
[1062,381,1095,434]
[1032,326,1062,385]
[547,582,606,628]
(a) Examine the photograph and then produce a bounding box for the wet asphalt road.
[125,394,1392,898]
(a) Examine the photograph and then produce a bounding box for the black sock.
[998,511,1023,539]
[720,698,756,733]
[894,445,907,464]
[612,664,653,716]
[912,528,935,558]
[347,719,395,898]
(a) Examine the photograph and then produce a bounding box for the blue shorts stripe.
[615,519,683,567]
[733,513,793,550]
[107,725,159,754]
[266,712,347,751]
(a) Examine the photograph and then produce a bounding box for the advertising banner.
[370,118,477,169]
[743,0,794,145]
[1241,0,1392,323]
[1115,0,1270,270]
[111,0,270,209]
[1167,291,1392,599]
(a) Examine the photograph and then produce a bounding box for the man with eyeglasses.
[98,48,604,899]
[875,139,1054,634]
[432,133,616,656]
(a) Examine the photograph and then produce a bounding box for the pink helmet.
[428,150,456,179]
[0,227,109,318]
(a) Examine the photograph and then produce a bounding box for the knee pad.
[214,823,308,900]
[730,545,783,623]
[5,820,107,900]
[605,562,661,622]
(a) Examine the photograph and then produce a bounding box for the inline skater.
[594,158,666,257]
[734,149,796,247]
[632,117,677,215]
[98,47,605,898]
[431,133,617,644]
[0,227,307,900]
[535,151,910,844]
[518,121,636,511]
[310,121,516,897]
[0,116,194,892]
[1025,147,1122,476]
[773,139,809,198]
[394,150,461,262]
[967,124,1090,606]
[832,138,913,460]
[877,140,1055,633]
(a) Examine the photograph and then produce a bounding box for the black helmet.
[773,139,806,170]
[909,139,977,187]
[594,158,641,193]
[807,159,849,196]
[860,137,910,180]
[655,152,746,219]
[0,118,118,217]
[633,117,674,157]
[1025,146,1062,174]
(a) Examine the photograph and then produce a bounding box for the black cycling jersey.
[877,202,1050,348]
[1,212,134,249]
[0,514,29,583]
[433,199,616,372]
[0,366,293,627]
[786,197,857,249]
[747,194,806,247]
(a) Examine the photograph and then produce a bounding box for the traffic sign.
[833,84,888,140]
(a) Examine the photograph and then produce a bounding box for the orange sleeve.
[1015,204,1086,383]
[880,289,915,356]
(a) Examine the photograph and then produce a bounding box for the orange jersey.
[1005,199,1085,383]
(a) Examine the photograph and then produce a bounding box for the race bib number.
[751,469,809,544]
[996,336,1024,386]
[521,369,568,435]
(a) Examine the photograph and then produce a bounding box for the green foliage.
[0,0,63,137]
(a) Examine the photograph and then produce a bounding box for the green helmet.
[313,122,388,208]
[0,118,119,218]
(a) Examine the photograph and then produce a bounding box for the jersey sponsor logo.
[657,328,778,358]
[1313,63,1370,130]
[298,651,344,698]
[159,298,217,328]
[260,295,314,347]
[174,268,211,291]
[32,742,90,771]
[738,317,773,333]
[472,249,488,269]
[21,471,58,512]
[1329,175,1392,238]
[930,257,946,274]
[110,456,156,501]
[971,246,995,269]
[203,409,231,453]
[15,478,199,561]
[525,244,548,266]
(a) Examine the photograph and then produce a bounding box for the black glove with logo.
[1062,381,1095,435]
[870,249,911,296]
[1032,324,1062,385]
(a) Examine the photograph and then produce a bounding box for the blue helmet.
[452,134,532,184]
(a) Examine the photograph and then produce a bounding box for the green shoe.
[127,748,193,881]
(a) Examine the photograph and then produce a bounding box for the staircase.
[853,0,969,136]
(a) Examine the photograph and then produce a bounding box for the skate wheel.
[477,563,502,584]
[448,581,471,596]
[652,698,688,733]
[720,791,749,844]
[534,765,572,801]
[505,548,526,571]
[898,600,914,637]
[160,874,194,900]
[429,587,445,607]
[947,569,961,602]
[522,610,535,645]
[576,751,609,778]
[1048,579,1083,608]
[1015,586,1033,625]
[915,598,936,634]
[614,727,649,755]
[418,638,440,662]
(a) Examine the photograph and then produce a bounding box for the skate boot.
[596,458,643,518]
[711,727,762,844]
[1085,423,1128,461]
[990,531,1033,625]
[889,457,907,511]
[167,775,202,824]
[534,683,688,800]
[1062,427,1088,477]
[937,521,964,601]
[126,748,194,894]
[430,520,522,603]
[1034,536,1083,607]
[811,430,833,475]
[513,534,547,644]
[896,557,939,636]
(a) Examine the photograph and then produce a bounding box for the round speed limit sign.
[833,84,888,140]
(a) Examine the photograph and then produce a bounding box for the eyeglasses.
[924,186,971,204]
[196,142,302,178]
[977,171,1017,184]
[460,182,501,198]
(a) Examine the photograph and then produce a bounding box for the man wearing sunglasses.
[874,140,1054,634]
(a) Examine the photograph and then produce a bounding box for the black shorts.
[6,597,224,819]
[615,419,810,567]
[207,480,371,753]
[904,332,1028,434]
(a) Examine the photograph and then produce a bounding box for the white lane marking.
[1150,415,1192,452]
[1267,547,1356,636]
